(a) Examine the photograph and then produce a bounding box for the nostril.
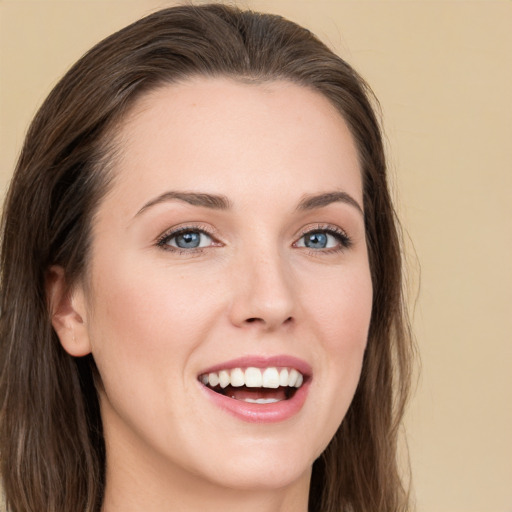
[244,316,293,325]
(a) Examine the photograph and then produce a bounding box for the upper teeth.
[200,367,304,389]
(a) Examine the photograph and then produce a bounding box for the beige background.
[1,1,511,511]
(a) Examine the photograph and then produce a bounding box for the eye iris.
[175,231,201,248]
[305,232,328,249]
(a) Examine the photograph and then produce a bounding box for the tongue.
[225,386,288,402]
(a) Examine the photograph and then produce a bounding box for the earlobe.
[46,265,92,357]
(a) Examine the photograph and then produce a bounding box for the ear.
[46,265,92,357]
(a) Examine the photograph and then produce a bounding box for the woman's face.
[72,78,372,493]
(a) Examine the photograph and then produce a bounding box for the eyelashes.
[293,226,352,253]
[158,228,213,250]
[156,223,352,255]
[156,224,220,253]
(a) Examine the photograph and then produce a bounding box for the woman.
[0,4,413,512]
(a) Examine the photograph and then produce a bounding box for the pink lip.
[198,354,312,423]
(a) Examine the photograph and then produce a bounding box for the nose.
[228,249,296,331]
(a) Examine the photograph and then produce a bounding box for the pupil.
[176,232,200,248]
[305,232,327,249]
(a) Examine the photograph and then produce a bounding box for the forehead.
[106,77,362,211]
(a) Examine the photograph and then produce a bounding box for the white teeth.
[243,398,281,404]
[279,368,289,386]
[230,368,245,387]
[200,366,305,389]
[208,372,219,387]
[245,367,262,387]
[262,367,280,388]
[219,370,230,389]
[288,368,299,387]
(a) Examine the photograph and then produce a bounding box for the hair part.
[0,4,413,511]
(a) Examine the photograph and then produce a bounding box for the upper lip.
[198,355,312,378]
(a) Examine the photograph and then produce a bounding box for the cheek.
[302,262,372,444]
[83,261,231,456]
[89,260,216,342]
[308,261,373,350]
[84,260,224,396]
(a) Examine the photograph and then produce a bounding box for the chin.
[205,458,312,492]
[183,434,318,492]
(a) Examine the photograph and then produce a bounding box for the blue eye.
[303,232,329,249]
[295,228,350,251]
[160,229,213,250]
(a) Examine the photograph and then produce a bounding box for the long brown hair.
[0,4,413,511]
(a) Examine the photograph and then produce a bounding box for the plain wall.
[1,1,511,511]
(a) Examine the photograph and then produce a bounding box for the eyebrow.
[297,191,364,216]
[136,191,232,216]
[135,189,363,218]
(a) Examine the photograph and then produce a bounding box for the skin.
[50,78,373,512]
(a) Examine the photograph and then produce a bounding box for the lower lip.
[200,381,311,423]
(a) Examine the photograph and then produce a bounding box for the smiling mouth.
[198,367,305,403]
